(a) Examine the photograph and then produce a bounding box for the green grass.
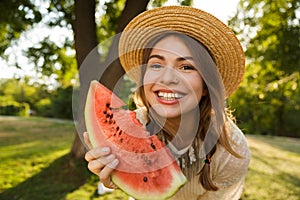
[241,135,300,200]
[0,116,299,200]
[0,116,75,191]
[0,116,129,200]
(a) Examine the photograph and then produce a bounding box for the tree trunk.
[99,0,150,89]
[70,0,98,159]
[74,0,98,67]
[70,0,150,159]
[277,102,286,136]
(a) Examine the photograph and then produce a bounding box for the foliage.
[50,86,74,119]
[1,0,195,77]
[95,0,194,61]
[35,98,52,117]
[128,95,137,111]
[0,0,194,115]
[0,78,54,109]
[0,78,74,119]
[97,0,125,38]
[148,0,169,7]
[95,0,126,61]
[26,39,77,87]
[0,0,77,88]
[228,0,300,137]
[0,99,30,116]
[148,0,193,7]
[46,0,75,28]
[0,0,42,55]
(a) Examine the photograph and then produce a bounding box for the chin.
[153,109,181,119]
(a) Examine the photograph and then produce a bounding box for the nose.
[159,67,179,85]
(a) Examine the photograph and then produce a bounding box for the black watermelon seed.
[143,177,148,182]
[106,114,110,118]
[106,103,110,108]
[150,143,156,150]
[103,110,107,114]
[116,126,119,131]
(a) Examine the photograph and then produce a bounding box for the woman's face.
[143,35,207,120]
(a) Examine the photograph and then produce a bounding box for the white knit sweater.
[169,121,250,200]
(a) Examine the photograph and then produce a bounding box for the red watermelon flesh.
[84,80,187,200]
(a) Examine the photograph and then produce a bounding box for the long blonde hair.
[134,32,241,191]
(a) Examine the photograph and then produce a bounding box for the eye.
[148,63,163,69]
[180,65,195,71]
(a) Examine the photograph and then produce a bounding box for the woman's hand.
[83,132,119,188]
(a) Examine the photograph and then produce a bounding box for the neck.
[163,110,199,149]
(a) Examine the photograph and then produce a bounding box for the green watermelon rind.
[112,166,187,200]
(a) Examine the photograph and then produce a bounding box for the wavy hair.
[134,32,241,191]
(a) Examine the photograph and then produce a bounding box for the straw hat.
[118,6,245,97]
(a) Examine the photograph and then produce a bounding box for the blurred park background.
[0,0,299,199]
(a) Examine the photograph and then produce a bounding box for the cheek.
[143,84,151,97]
[142,77,154,102]
[143,71,151,85]
[190,75,206,100]
[143,70,158,85]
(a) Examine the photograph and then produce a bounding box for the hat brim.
[118,6,245,97]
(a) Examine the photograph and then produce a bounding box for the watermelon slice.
[84,80,187,200]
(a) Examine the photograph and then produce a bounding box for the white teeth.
[157,92,183,100]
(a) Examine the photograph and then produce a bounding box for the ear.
[202,84,208,97]
[202,89,208,97]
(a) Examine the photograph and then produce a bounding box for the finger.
[87,158,105,175]
[99,180,118,190]
[85,147,110,162]
[83,132,92,149]
[87,154,116,175]
[99,159,119,185]
[101,175,118,189]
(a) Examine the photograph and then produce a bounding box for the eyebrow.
[148,54,194,62]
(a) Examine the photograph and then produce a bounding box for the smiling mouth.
[156,91,184,101]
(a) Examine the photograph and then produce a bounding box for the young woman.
[84,6,250,199]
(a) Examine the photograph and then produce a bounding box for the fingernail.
[102,147,110,152]
[106,154,115,161]
[110,159,119,168]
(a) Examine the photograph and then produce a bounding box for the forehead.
[150,35,192,57]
